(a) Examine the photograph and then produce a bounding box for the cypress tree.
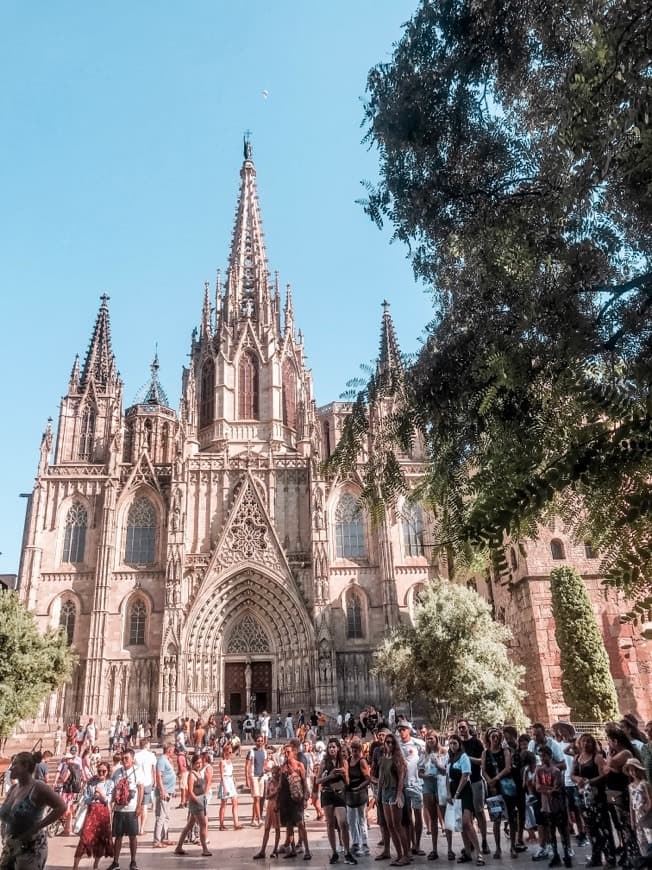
[550,567,619,722]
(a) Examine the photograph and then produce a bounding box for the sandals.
[476,860,486,867]
[201,852,213,857]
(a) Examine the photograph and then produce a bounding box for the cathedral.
[17,143,652,728]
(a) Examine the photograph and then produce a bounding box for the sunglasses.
[384,739,395,745]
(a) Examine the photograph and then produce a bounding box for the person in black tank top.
[346,740,371,855]
[571,733,615,867]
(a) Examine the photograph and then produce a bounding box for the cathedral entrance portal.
[223,660,272,714]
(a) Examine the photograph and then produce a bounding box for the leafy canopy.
[0,591,76,739]
[374,580,525,725]
[331,0,652,610]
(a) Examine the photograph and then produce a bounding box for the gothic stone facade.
[18,148,652,727]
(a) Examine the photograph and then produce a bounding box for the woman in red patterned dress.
[72,763,114,870]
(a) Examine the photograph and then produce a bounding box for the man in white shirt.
[85,717,97,748]
[398,722,425,857]
[134,738,157,835]
[109,748,144,870]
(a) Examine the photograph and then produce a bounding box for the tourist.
[279,741,311,860]
[421,730,448,860]
[378,731,408,865]
[447,733,482,866]
[482,727,518,859]
[72,761,114,870]
[254,765,282,859]
[621,716,647,756]
[457,719,490,855]
[153,743,176,848]
[217,742,242,830]
[32,752,48,784]
[176,749,188,808]
[261,711,271,745]
[274,713,282,739]
[56,745,84,835]
[571,732,614,867]
[304,739,323,820]
[523,750,547,858]
[54,724,64,757]
[246,735,267,826]
[346,738,371,856]
[173,754,212,857]
[529,724,567,772]
[604,726,638,863]
[624,758,652,859]
[285,712,295,739]
[133,738,156,835]
[398,721,426,857]
[504,728,529,853]
[0,751,66,870]
[318,737,355,864]
[535,744,572,868]
[553,722,587,846]
[108,747,144,870]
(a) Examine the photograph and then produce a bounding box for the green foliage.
[329,0,652,614]
[549,567,619,721]
[0,591,76,739]
[373,580,525,725]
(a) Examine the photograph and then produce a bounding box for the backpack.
[62,762,82,794]
[286,768,305,803]
[114,773,132,807]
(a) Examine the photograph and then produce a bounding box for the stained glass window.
[59,599,76,645]
[62,502,87,563]
[335,494,366,559]
[125,497,156,564]
[129,599,147,646]
[238,352,259,420]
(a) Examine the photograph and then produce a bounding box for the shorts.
[380,786,398,806]
[471,780,486,816]
[321,789,346,809]
[142,786,153,807]
[422,778,438,797]
[251,775,266,798]
[405,784,424,810]
[188,795,207,816]
[112,811,138,838]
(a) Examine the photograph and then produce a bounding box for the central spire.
[224,137,271,328]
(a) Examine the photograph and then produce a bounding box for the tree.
[374,580,525,725]
[0,591,76,740]
[330,0,652,614]
[549,567,619,721]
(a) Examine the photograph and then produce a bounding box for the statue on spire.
[243,130,253,161]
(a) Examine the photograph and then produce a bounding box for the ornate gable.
[122,449,163,496]
[213,473,290,576]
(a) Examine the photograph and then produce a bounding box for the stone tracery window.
[128,599,147,646]
[335,494,366,559]
[226,613,271,653]
[62,502,87,563]
[200,360,215,428]
[282,359,297,429]
[345,590,364,639]
[401,504,424,557]
[78,406,96,461]
[124,496,156,564]
[59,599,76,645]
[238,351,259,420]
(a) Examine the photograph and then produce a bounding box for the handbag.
[444,799,463,832]
[72,802,88,834]
[486,794,507,821]
[499,777,517,798]
[437,774,449,805]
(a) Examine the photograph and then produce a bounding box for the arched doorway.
[183,567,316,716]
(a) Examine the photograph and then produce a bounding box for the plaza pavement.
[42,801,591,870]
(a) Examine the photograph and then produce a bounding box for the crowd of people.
[1,709,651,870]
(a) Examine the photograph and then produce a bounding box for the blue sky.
[0,1,433,573]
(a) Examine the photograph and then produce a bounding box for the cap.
[397,723,411,730]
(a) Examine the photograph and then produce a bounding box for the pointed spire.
[201,280,212,339]
[226,137,270,322]
[377,300,403,377]
[81,294,117,388]
[284,283,294,334]
[69,354,80,391]
[137,351,170,407]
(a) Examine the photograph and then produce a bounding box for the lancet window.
[128,599,147,646]
[62,502,87,564]
[335,494,366,559]
[124,496,156,564]
[401,504,425,557]
[200,360,215,428]
[282,359,297,429]
[78,406,96,461]
[345,590,364,639]
[238,352,259,420]
[59,599,76,645]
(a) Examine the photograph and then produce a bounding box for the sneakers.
[107,864,119,870]
[351,845,360,854]
[533,849,550,862]
[482,843,491,856]
[362,847,371,857]
[549,855,562,868]
[576,837,589,848]
[564,857,573,869]
[330,853,339,865]
[344,855,358,866]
